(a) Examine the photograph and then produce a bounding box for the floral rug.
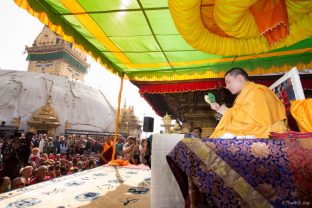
[0,165,151,208]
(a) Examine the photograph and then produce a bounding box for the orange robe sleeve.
[290,99,312,132]
[210,82,288,138]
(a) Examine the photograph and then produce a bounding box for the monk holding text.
[210,68,288,138]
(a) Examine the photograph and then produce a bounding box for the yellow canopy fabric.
[169,0,312,56]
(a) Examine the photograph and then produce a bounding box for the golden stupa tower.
[26,26,89,81]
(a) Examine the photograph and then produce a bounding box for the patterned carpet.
[0,165,151,208]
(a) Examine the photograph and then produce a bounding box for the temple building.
[0,27,116,136]
[118,102,142,138]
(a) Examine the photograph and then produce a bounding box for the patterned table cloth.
[0,165,151,208]
[166,138,312,208]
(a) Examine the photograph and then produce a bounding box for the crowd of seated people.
[0,132,149,194]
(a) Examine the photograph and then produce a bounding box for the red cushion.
[269,131,312,139]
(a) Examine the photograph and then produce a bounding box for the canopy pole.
[112,73,124,160]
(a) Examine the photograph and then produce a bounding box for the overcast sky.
[0,1,162,134]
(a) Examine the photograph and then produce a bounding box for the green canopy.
[15,0,312,81]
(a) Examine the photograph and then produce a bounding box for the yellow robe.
[290,98,312,132]
[210,82,287,138]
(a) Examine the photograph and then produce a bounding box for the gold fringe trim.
[129,63,312,82]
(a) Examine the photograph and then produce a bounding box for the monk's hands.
[217,104,228,115]
[210,102,220,111]
[210,103,228,115]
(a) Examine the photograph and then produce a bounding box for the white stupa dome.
[0,70,116,135]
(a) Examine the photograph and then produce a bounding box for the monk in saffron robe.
[210,67,288,138]
[99,137,114,165]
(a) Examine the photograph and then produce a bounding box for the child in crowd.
[29,147,41,166]
[11,177,26,190]
[20,166,33,185]
[0,176,11,193]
